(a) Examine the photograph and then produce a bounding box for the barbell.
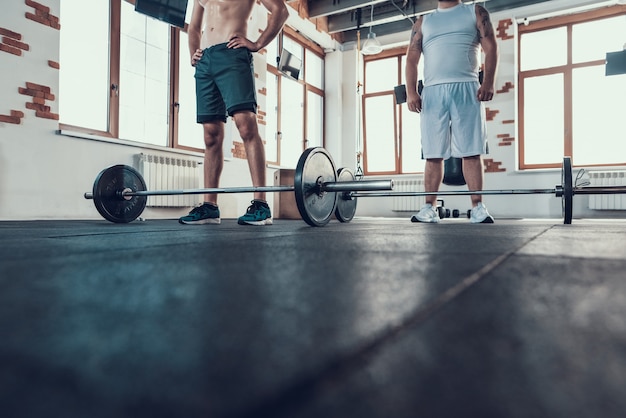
[85,147,626,226]
[84,147,392,227]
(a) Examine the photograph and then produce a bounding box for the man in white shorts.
[405,0,499,223]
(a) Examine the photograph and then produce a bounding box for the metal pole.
[572,186,626,195]
[84,179,394,200]
[351,188,557,197]
[322,179,394,192]
[124,185,295,197]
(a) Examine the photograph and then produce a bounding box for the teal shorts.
[194,43,257,123]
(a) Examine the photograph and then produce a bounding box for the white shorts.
[420,82,487,159]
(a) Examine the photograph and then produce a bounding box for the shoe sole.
[470,217,495,224]
[411,216,439,223]
[237,218,273,226]
[179,218,221,225]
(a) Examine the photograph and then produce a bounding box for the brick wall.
[1,0,59,125]
[483,18,517,174]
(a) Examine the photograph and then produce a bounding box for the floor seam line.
[234,228,552,418]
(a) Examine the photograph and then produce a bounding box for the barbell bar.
[84,147,393,227]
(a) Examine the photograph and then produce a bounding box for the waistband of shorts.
[204,43,229,53]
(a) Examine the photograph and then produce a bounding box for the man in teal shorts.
[179,0,289,226]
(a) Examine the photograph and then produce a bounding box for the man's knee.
[203,124,223,148]
[233,112,260,142]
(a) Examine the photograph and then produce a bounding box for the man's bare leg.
[424,158,444,206]
[232,111,266,202]
[462,155,483,207]
[202,121,225,205]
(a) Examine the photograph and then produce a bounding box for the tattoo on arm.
[476,5,494,39]
[409,20,423,53]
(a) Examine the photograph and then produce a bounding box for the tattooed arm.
[476,4,498,101]
[405,16,424,113]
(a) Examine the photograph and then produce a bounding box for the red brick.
[0,43,22,56]
[26,102,50,112]
[0,114,21,124]
[25,0,50,13]
[33,97,46,105]
[2,37,29,51]
[11,110,25,118]
[0,28,21,40]
[26,12,49,26]
[26,82,50,93]
[35,111,59,120]
[502,120,515,124]
[18,87,44,98]
[48,60,60,69]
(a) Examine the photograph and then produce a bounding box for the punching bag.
[443,157,466,186]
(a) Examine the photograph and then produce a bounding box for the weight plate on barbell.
[562,156,573,224]
[294,147,338,227]
[92,165,147,223]
[334,167,357,223]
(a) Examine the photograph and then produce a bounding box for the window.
[264,30,325,168]
[60,0,176,145]
[59,0,110,132]
[518,6,626,169]
[119,0,171,146]
[59,1,325,167]
[362,50,424,175]
[176,29,204,150]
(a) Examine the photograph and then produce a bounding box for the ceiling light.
[361,4,383,55]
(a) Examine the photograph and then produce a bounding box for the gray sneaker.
[470,202,494,223]
[411,204,440,223]
[179,203,221,225]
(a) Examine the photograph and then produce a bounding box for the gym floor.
[2,216,626,418]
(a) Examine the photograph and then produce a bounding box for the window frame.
[362,47,421,176]
[518,4,626,170]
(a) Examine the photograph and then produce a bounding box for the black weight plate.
[294,147,338,227]
[334,167,357,223]
[92,165,147,223]
[562,157,573,224]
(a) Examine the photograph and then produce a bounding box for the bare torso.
[198,0,255,48]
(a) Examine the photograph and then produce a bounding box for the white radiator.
[588,171,626,210]
[392,178,425,212]
[136,154,202,208]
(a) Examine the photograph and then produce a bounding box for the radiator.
[587,171,626,210]
[136,154,202,208]
[392,178,425,212]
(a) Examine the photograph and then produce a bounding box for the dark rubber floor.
[1,218,626,418]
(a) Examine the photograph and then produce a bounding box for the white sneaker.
[411,204,440,223]
[470,202,495,223]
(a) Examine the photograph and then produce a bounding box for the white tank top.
[422,3,480,86]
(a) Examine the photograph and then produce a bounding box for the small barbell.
[345,157,626,224]
[84,147,393,227]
